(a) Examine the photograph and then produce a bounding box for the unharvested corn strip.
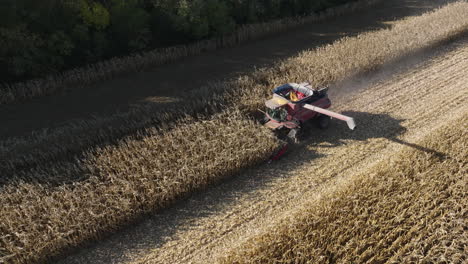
[0,113,279,264]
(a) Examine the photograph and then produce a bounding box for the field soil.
[0,0,454,139]
[56,24,468,264]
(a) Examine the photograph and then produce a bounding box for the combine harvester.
[262,83,356,160]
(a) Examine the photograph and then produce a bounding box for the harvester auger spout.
[303,104,356,130]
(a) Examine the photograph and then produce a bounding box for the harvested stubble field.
[1,1,468,264]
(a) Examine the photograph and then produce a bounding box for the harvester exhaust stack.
[303,104,356,130]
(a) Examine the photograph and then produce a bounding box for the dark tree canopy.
[0,0,356,83]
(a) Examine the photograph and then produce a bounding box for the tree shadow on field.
[0,0,457,140]
[55,110,446,264]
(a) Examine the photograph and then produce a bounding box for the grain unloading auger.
[262,83,355,160]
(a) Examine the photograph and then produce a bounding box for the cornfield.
[1,1,467,264]
[0,112,279,264]
[132,28,468,264]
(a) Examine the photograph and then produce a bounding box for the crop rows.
[0,113,279,264]
[1,2,467,263]
[220,113,467,264]
[0,0,381,105]
[3,0,467,178]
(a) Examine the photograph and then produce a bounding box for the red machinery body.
[264,83,332,131]
[265,94,331,130]
[263,83,355,161]
[263,83,355,145]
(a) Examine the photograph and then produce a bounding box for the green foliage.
[0,27,45,79]
[0,0,358,83]
[203,0,236,36]
[80,1,110,30]
[109,0,151,52]
[45,31,75,69]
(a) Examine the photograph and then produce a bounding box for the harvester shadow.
[388,137,447,159]
[54,111,446,264]
[300,111,446,158]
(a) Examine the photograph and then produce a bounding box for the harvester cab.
[263,82,356,144]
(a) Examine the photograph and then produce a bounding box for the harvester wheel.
[287,128,301,143]
[317,115,331,129]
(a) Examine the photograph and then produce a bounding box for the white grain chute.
[303,104,356,130]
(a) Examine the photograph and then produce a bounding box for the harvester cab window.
[267,107,288,122]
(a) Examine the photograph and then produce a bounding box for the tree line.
[0,0,356,83]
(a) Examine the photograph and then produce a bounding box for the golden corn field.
[1,1,468,264]
[0,114,279,263]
